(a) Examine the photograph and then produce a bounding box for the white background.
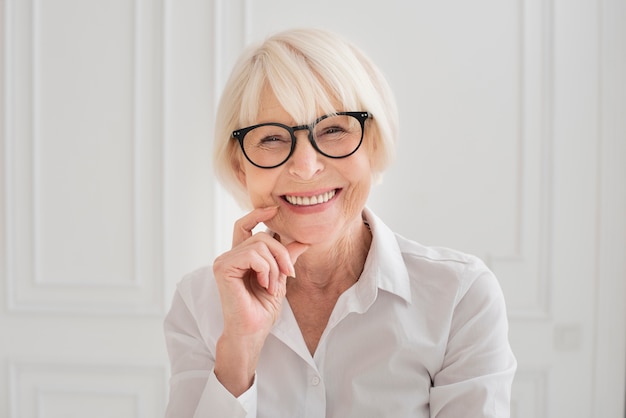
[1,0,625,417]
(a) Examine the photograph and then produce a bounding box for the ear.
[234,160,247,187]
[366,135,379,170]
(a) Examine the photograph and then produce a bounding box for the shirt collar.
[270,207,412,361]
[358,207,412,305]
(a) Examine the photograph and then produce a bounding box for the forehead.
[251,84,342,126]
[255,85,289,123]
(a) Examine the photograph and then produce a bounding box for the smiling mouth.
[283,189,337,206]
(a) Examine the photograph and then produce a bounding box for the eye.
[259,135,289,144]
[245,126,292,148]
[252,134,292,151]
[317,125,349,141]
[321,126,346,135]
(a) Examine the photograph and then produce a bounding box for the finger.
[246,252,271,290]
[270,240,309,278]
[232,206,279,247]
[270,242,308,297]
[244,239,283,287]
[246,235,304,294]
[215,238,280,288]
[253,236,292,294]
[286,241,309,259]
[286,241,309,274]
[253,241,282,294]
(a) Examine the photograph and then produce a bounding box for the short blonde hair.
[213,28,399,208]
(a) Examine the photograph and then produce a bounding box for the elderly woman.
[164,28,516,417]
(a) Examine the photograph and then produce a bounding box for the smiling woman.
[213,29,397,208]
[163,28,516,418]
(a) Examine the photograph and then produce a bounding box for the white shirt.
[164,208,516,417]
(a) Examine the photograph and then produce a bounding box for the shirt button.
[311,376,321,386]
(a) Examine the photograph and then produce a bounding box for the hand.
[212,206,308,395]
[214,206,308,336]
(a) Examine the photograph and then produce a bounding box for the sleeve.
[429,268,517,418]
[163,289,258,418]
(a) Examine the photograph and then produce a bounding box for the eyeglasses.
[232,111,372,169]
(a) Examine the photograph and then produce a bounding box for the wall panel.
[510,370,548,418]
[4,0,164,314]
[9,362,166,418]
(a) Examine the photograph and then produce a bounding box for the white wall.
[1,0,624,417]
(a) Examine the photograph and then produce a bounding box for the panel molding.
[37,388,140,417]
[488,0,554,319]
[32,0,138,287]
[591,0,626,414]
[9,361,166,418]
[210,0,248,260]
[3,0,165,314]
[510,368,549,418]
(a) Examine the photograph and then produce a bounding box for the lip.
[280,188,341,211]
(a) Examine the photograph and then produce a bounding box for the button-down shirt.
[164,208,516,417]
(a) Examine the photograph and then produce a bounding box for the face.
[236,87,373,247]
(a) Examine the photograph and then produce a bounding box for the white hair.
[213,28,399,208]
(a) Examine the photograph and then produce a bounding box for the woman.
[164,28,516,417]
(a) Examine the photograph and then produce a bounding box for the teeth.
[285,190,336,206]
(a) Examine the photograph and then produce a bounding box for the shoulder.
[363,207,499,305]
[396,234,503,308]
[397,235,488,279]
[171,265,224,333]
[176,265,216,300]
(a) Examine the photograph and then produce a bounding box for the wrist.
[214,334,263,397]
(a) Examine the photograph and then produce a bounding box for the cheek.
[243,167,281,207]
[341,161,372,214]
[344,179,370,212]
[262,211,287,235]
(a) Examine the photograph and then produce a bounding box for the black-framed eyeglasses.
[231,111,372,169]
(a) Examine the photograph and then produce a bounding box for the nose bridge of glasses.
[290,123,316,147]
[288,124,324,163]
[291,123,313,137]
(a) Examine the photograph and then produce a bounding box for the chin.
[265,219,323,244]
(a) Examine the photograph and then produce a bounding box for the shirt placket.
[303,366,326,418]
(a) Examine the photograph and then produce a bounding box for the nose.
[287,130,324,179]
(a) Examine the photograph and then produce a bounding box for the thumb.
[285,241,309,275]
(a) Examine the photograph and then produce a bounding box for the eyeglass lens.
[241,114,363,168]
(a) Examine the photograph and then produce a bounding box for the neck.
[288,218,372,294]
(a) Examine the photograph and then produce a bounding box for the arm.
[164,290,255,417]
[429,270,517,417]
[164,207,307,417]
